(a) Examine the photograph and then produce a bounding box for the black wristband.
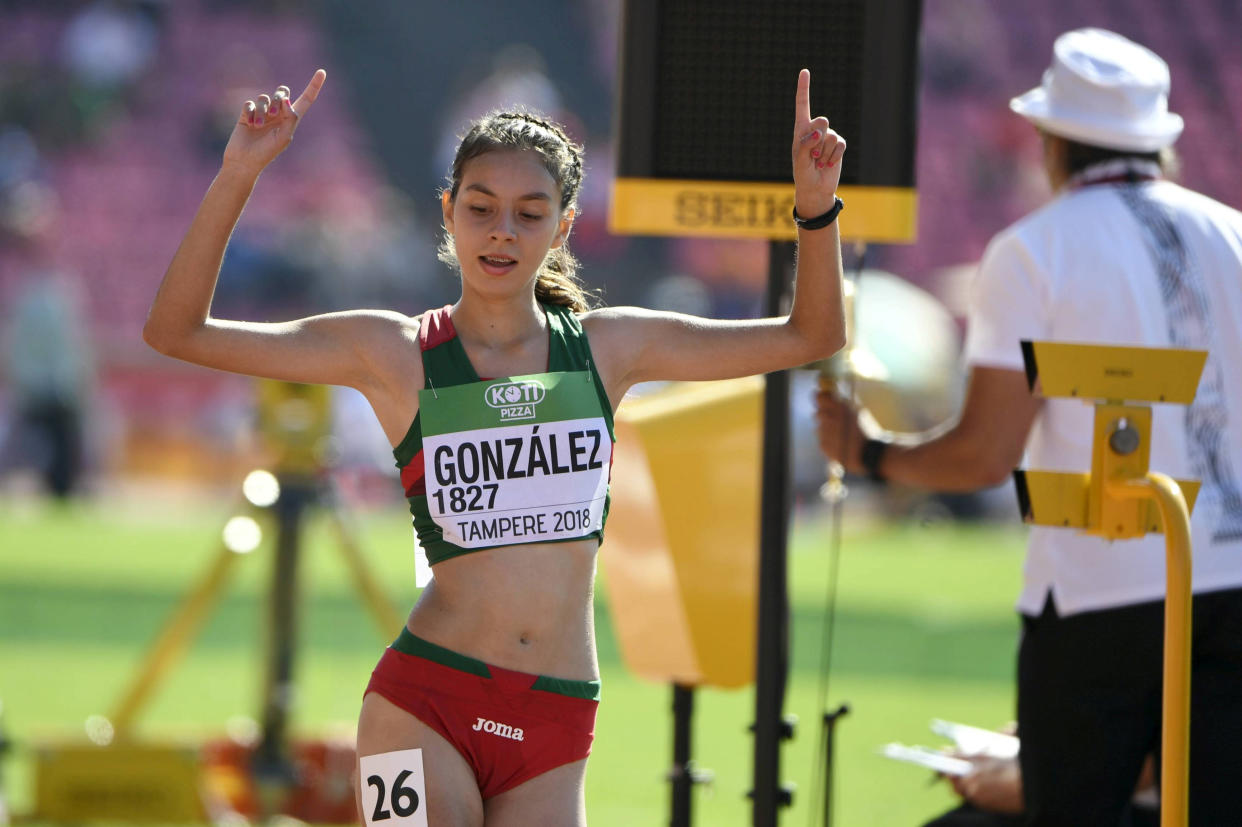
[792,196,844,230]
[860,437,889,482]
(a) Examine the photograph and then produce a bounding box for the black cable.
[807,471,847,827]
[807,244,867,827]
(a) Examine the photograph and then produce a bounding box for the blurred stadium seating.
[1,0,1238,489]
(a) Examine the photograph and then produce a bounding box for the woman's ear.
[551,207,576,250]
[441,190,455,234]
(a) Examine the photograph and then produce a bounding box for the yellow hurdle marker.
[1013,341,1206,827]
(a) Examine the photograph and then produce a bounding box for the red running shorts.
[363,628,600,799]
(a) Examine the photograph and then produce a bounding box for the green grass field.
[0,495,1026,825]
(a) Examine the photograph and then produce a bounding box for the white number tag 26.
[360,748,428,827]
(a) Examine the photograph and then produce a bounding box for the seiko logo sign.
[485,380,545,421]
[674,190,796,230]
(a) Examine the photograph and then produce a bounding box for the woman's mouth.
[479,255,518,276]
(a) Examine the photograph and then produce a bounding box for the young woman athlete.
[145,68,846,826]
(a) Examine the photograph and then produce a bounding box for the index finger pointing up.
[291,69,327,117]
[795,68,811,128]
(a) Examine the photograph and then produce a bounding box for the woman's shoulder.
[328,308,423,352]
[342,309,426,440]
[328,306,422,329]
[577,305,671,372]
[580,305,685,338]
[578,305,643,342]
[578,304,656,327]
[328,308,424,384]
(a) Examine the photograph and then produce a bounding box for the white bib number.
[423,417,611,548]
[360,749,428,827]
[419,372,612,549]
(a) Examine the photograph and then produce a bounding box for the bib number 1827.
[431,483,499,514]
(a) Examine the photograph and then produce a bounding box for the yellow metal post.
[1108,473,1193,827]
[1016,341,1208,827]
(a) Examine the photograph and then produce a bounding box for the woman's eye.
[520,213,543,221]
[469,205,489,214]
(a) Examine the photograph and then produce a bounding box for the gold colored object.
[1016,340,1206,827]
[812,265,965,503]
[817,268,965,437]
[107,479,403,741]
[256,380,333,475]
[609,178,917,242]
[34,742,205,821]
[1020,341,1206,404]
[602,377,764,688]
[1015,469,1199,533]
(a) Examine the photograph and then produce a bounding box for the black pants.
[1017,587,1242,826]
[922,803,1024,827]
[922,800,1157,827]
[18,400,83,497]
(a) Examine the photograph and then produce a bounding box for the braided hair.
[439,110,595,313]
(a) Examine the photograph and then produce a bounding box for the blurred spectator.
[668,236,768,319]
[0,125,58,242]
[59,0,159,88]
[0,60,81,153]
[197,42,274,162]
[58,0,161,140]
[434,43,564,181]
[0,125,43,191]
[2,259,94,498]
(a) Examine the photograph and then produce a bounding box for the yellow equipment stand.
[1013,341,1206,827]
[105,480,404,739]
[110,381,405,740]
[32,381,404,823]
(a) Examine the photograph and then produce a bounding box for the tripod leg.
[110,540,241,737]
[253,485,309,811]
[323,494,405,638]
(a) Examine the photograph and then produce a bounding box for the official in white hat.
[1010,27,1183,153]
[817,27,1242,826]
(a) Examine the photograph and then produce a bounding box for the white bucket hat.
[1010,28,1184,152]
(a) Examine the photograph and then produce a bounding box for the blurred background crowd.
[0,0,1239,509]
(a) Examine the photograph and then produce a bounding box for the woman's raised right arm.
[143,70,407,391]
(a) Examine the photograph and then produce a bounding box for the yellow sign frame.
[609,178,917,242]
[1020,341,1206,404]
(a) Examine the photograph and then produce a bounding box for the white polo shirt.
[964,176,1242,615]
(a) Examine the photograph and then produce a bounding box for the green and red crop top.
[393,303,615,566]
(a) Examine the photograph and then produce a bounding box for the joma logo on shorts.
[473,717,525,741]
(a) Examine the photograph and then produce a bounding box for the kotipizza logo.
[485,380,545,421]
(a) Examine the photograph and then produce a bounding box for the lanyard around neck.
[1067,158,1162,190]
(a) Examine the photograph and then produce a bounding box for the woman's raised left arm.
[584,69,846,392]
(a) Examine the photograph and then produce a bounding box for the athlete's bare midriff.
[403,538,600,681]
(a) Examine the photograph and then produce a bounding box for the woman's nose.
[490,214,517,241]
